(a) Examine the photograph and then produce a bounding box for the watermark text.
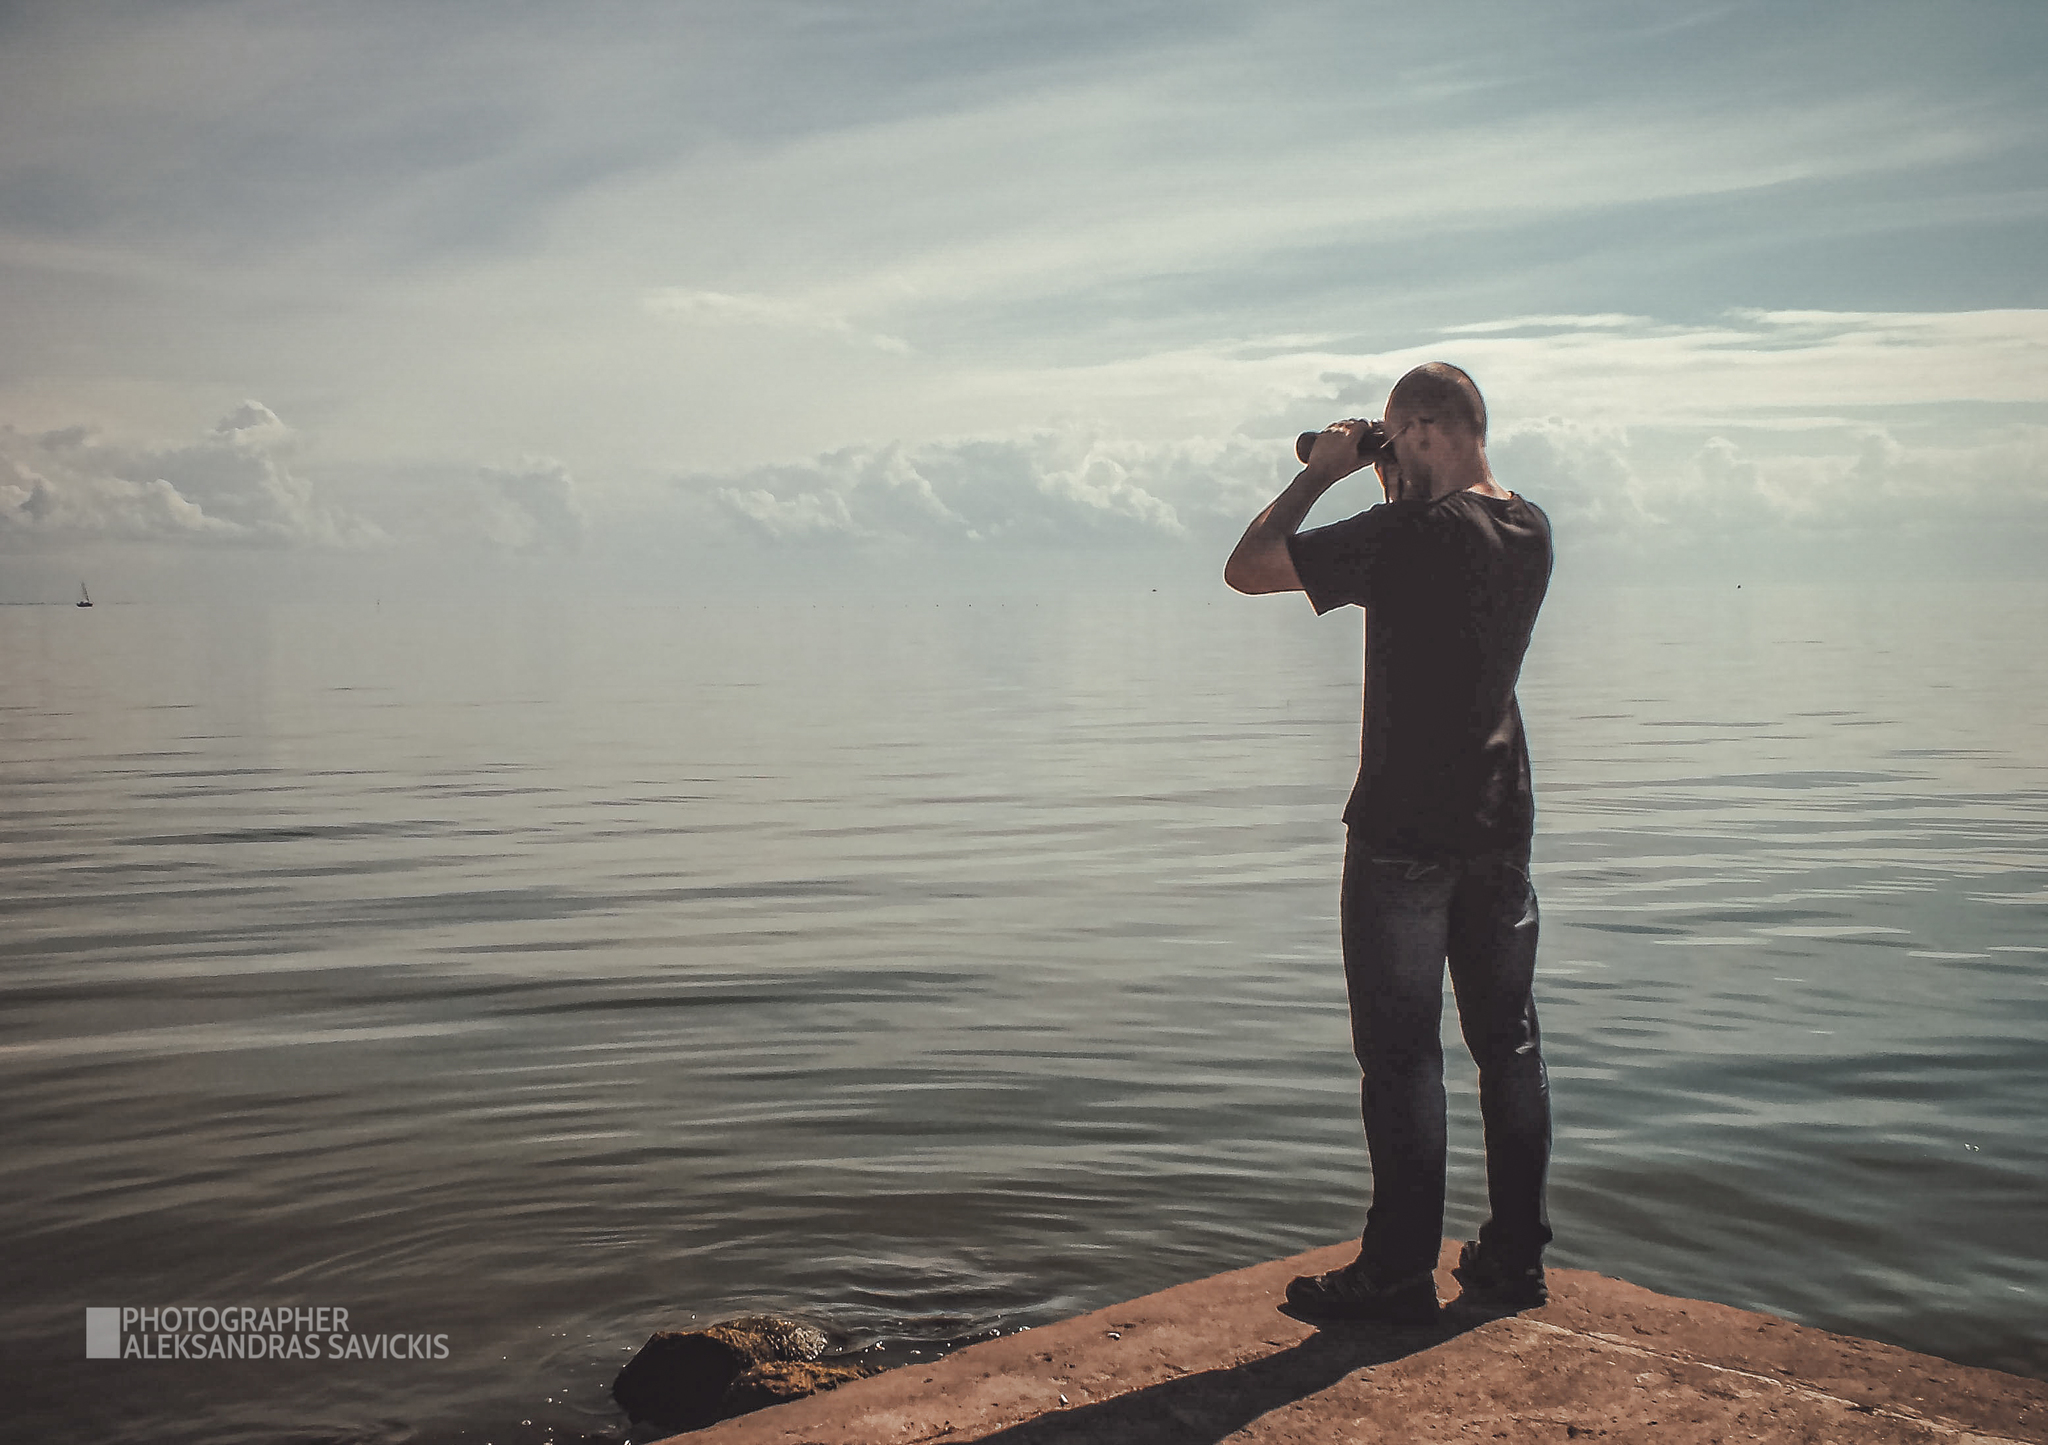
[86,1305,448,1360]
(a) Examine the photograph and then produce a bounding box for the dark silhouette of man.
[1225,362,1553,1324]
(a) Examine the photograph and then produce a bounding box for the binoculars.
[1295,420,1392,466]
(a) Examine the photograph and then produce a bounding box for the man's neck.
[1414,450,1507,501]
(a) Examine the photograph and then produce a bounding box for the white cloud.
[4,309,2043,584]
[1487,414,2048,566]
[0,403,378,547]
[692,395,2048,575]
[957,308,2048,446]
[481,457,587,553]
[642,288,908,353]
[1489,419,1655,537]
[600,81,2020,342]
[1660,424,2048,536]
[1441,315,1653,335]
[1437,309,2048,425]
[706,432,1287,547]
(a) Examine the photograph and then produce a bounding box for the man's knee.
[1354,1028,1444,1080]
[1461,1003,1541,1072]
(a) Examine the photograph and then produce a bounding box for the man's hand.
[1308,420,1412,502]
[1303,420,1373,487]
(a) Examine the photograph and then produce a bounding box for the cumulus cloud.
[692,395,2048,579]
[0,403,377,547]
[1489,419,1656,538]
[1487,415,2048,558]
[706,432,1292,548]
[481,457,586,552]
[1660,424,2048,537]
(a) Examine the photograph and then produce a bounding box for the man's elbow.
[1224,545,1296,595]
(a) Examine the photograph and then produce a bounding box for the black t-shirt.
[1287,488,1552,860]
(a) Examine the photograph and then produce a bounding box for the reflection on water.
[2,581,2044,1443]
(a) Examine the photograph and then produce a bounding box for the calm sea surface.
[3,578,2045,1443]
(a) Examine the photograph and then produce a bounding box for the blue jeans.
[1341,833,1552,1279]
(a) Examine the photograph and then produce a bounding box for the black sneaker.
[1452,1239,1547,1310]
[1281,1259,1439,1327]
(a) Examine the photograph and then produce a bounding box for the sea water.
[2,577,2043,1443]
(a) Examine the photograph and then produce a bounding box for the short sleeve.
[1287,506,1404,616]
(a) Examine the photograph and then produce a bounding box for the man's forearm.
[1252,468,1335,540]
[1225,468,1335,594]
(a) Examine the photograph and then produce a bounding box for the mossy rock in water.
[612,1314,839,1429]
[721,1359,880,1416]
[708,1314,828,1364]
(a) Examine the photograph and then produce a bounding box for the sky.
[2,0,2044,600]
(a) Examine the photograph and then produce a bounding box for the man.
[1224,362,1553,1326]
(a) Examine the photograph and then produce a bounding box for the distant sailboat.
[76,582,93,608]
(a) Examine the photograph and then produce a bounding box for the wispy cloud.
[629,87,2015,338]
[1441,316,1653,335]
[642,288,908,353]
[1425,309,2048,424]
[936,308,2048,443]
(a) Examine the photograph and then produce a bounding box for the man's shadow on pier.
[958,1305,1495,1444]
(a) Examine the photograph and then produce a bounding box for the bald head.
[1387,362,1487,442]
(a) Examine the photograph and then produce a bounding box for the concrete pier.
[657,1239,2047,1443]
